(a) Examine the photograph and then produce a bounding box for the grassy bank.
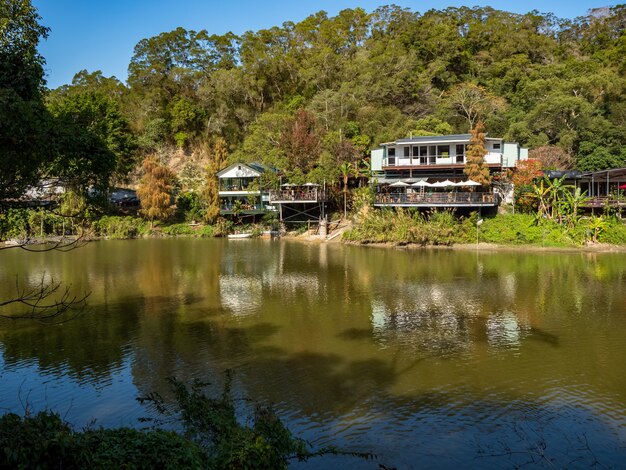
[0,209,271,241]
[342,209,626,248]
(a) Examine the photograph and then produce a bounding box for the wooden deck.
[375,192,497,207]
[269,189,326,203]
[582,197,626,209]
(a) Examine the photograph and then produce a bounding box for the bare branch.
[0,274,90,323]
[0,233,92,252]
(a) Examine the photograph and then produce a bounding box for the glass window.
[388,148,395,156]
[420,146,428,156]
[493,142,501,150]
[438,145,450,157]
[456,144,465,155]
[404,146,410,157]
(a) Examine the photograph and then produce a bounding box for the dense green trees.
[0,0,51,201]
[1,1,135,205]
[115,5,625,179]
[4,3,626,204]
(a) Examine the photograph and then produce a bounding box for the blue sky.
[34,0,609,89]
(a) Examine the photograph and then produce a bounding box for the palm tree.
[340,162,352,219]
[530,179,551,221]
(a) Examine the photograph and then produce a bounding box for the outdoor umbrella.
[411,181,433,187]
[430,181,448,188]
[619,184,626,189]
[458,180,481,187]
[389,181,410,187]
[441,179,456,186]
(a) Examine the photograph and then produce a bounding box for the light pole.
[476,218,483,248]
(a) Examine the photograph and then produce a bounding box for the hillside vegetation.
[45,5,626,186]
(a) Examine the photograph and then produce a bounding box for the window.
[493,143,501,150]
[456,144,465,163]
[404,146,410,157]
[387,147,395,165]
[437,145,450,158]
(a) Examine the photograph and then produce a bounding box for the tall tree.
[528,145,574,170]
[48,91,136,189]
[446,83,506,131]
[464,122,491,187]
[280,109,322,175]
[203,138,228,223]
[137,156,175,227]
[0,0,51,202]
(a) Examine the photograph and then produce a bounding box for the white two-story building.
[370,134,528,208]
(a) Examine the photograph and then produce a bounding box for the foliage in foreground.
[0,377,361,469]
[0,412,206,469]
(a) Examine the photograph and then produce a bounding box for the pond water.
[1,239,625,468]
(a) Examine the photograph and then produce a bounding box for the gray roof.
[580,167,626,180]
[392,134,502,144]
[217,161,274,177]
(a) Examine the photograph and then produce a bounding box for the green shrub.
[27,209,67,237]
[0,411,206,469]
[176,192,204,222]
[598,219,626,245]
[161,223,196,236]
[94,216,148,239]
[0,209,30,239]
[198,225,216,237]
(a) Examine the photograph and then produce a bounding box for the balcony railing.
[583,196,626,208]
[384,153,501,167]
[269,189,325,202]
[219,185,259,192]
[375,192,497,205]
[220,203,263,211]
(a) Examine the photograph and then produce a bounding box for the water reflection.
[1,240,626,467]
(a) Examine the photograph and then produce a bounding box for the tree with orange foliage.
[463,121,491,188]
[203,138,228,224]
[511,159,544,211]
[137,156,176,227]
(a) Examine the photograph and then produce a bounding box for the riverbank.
[341,210,626,249]
[3,209,626,252]
[338,240,626,254]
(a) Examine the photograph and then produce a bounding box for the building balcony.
[382,153,502,169]
[269,188,326,203]
[374,191,498,207]
[218,189,261,196]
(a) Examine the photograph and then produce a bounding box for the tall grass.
[344,209,626,247]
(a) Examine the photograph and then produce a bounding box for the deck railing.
[375,192,496,205]
[583,196,626,208]
[269,189,325,202]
